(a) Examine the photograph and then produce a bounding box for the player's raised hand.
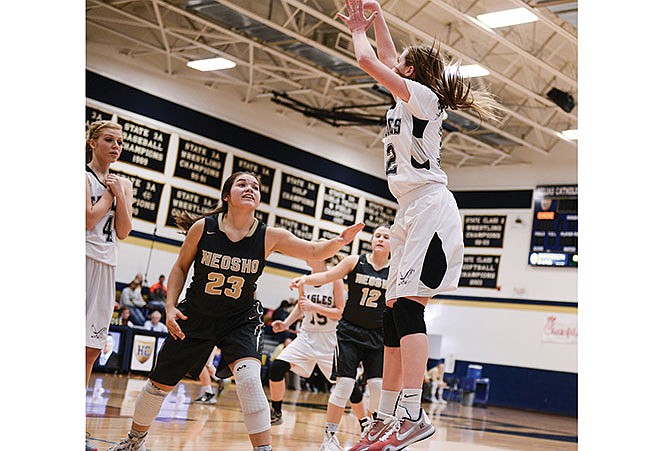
[338,222,365,245]
[337,0,378,33]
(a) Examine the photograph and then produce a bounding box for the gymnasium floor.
[86,372,577,450]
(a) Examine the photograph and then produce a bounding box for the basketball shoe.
[107,431,147,451]
[368,408,434,451]
[347,412,397,451]
[193,392,217,404]
[270,406,283,425]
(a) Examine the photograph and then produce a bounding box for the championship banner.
[232,156,275,204]
[165,186,219,228]
[111,169,164,224]
[278,172,319,217]
[117,116,170,173]
[363,200,396,233]
[130,334,156,371]
[321,186,359,226]
[274,215,314,241]
[463,215,506,248]
[458,254,501,289]
[173,137,226,189]
[86,106,113,129]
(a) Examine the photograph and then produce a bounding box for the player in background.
[268,253,345,427]
[86,120,133,451]
[291,226,391,451]
[338,1,501,449]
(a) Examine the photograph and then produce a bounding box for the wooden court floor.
[86,372,577,451]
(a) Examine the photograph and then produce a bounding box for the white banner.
[130,334,157,371]
[542,315,577,344]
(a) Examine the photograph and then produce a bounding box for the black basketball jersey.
[185,215,266,317]
[342,254,389,330]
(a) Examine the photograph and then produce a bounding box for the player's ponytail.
[404,42,501,124]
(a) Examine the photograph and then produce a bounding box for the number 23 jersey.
[299,282,337,333]
[185,214,266,317]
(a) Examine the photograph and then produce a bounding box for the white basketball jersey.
[382,79,449,200]
[86,168,117,266]
[299,282,338,332]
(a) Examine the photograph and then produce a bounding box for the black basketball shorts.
[149,300,264,386]
[331,319,384,381]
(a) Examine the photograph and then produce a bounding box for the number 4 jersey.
[86,166,118,266]
[185,214,266,317]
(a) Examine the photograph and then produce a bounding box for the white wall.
[88,52,577,374]
[426,303,577,372]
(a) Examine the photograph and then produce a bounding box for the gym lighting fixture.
[187,57,236,71]
[476,8,539,28]
[454,64,490,78]
[561,129,578,140]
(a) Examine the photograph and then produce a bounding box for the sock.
[129,429,147,439]
[203,384,214,395]
[253,446,272,451]
[271,400,283,413]
[325,422,338,435]
[397,388,422,421]
[378,389,400,416]
[358,417,368,432]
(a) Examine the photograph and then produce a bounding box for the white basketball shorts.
[386,184,464,300]
[86,256,117,349]
[275,329,337,382]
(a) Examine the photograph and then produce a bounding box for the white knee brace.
[366,378,383,413]
[329,377,356,408]
[133,380,169,427]
[233,359,271,434]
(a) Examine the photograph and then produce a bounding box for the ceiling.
[86,0,578,169]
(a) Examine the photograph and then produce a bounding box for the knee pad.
[269,359,291,382]
[349,381,363,404]
[393,297,426,339]
[133,380,169,427]
[328,377,356,408]
[383,306,400,348]
[366,378,383,412]
[233,359,271,434]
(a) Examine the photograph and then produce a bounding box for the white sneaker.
[368,409,435,451]
[193,392,217,404]
[107,433,147,451]
[319,432,344,451]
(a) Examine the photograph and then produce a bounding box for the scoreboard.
[528,185,578,267]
